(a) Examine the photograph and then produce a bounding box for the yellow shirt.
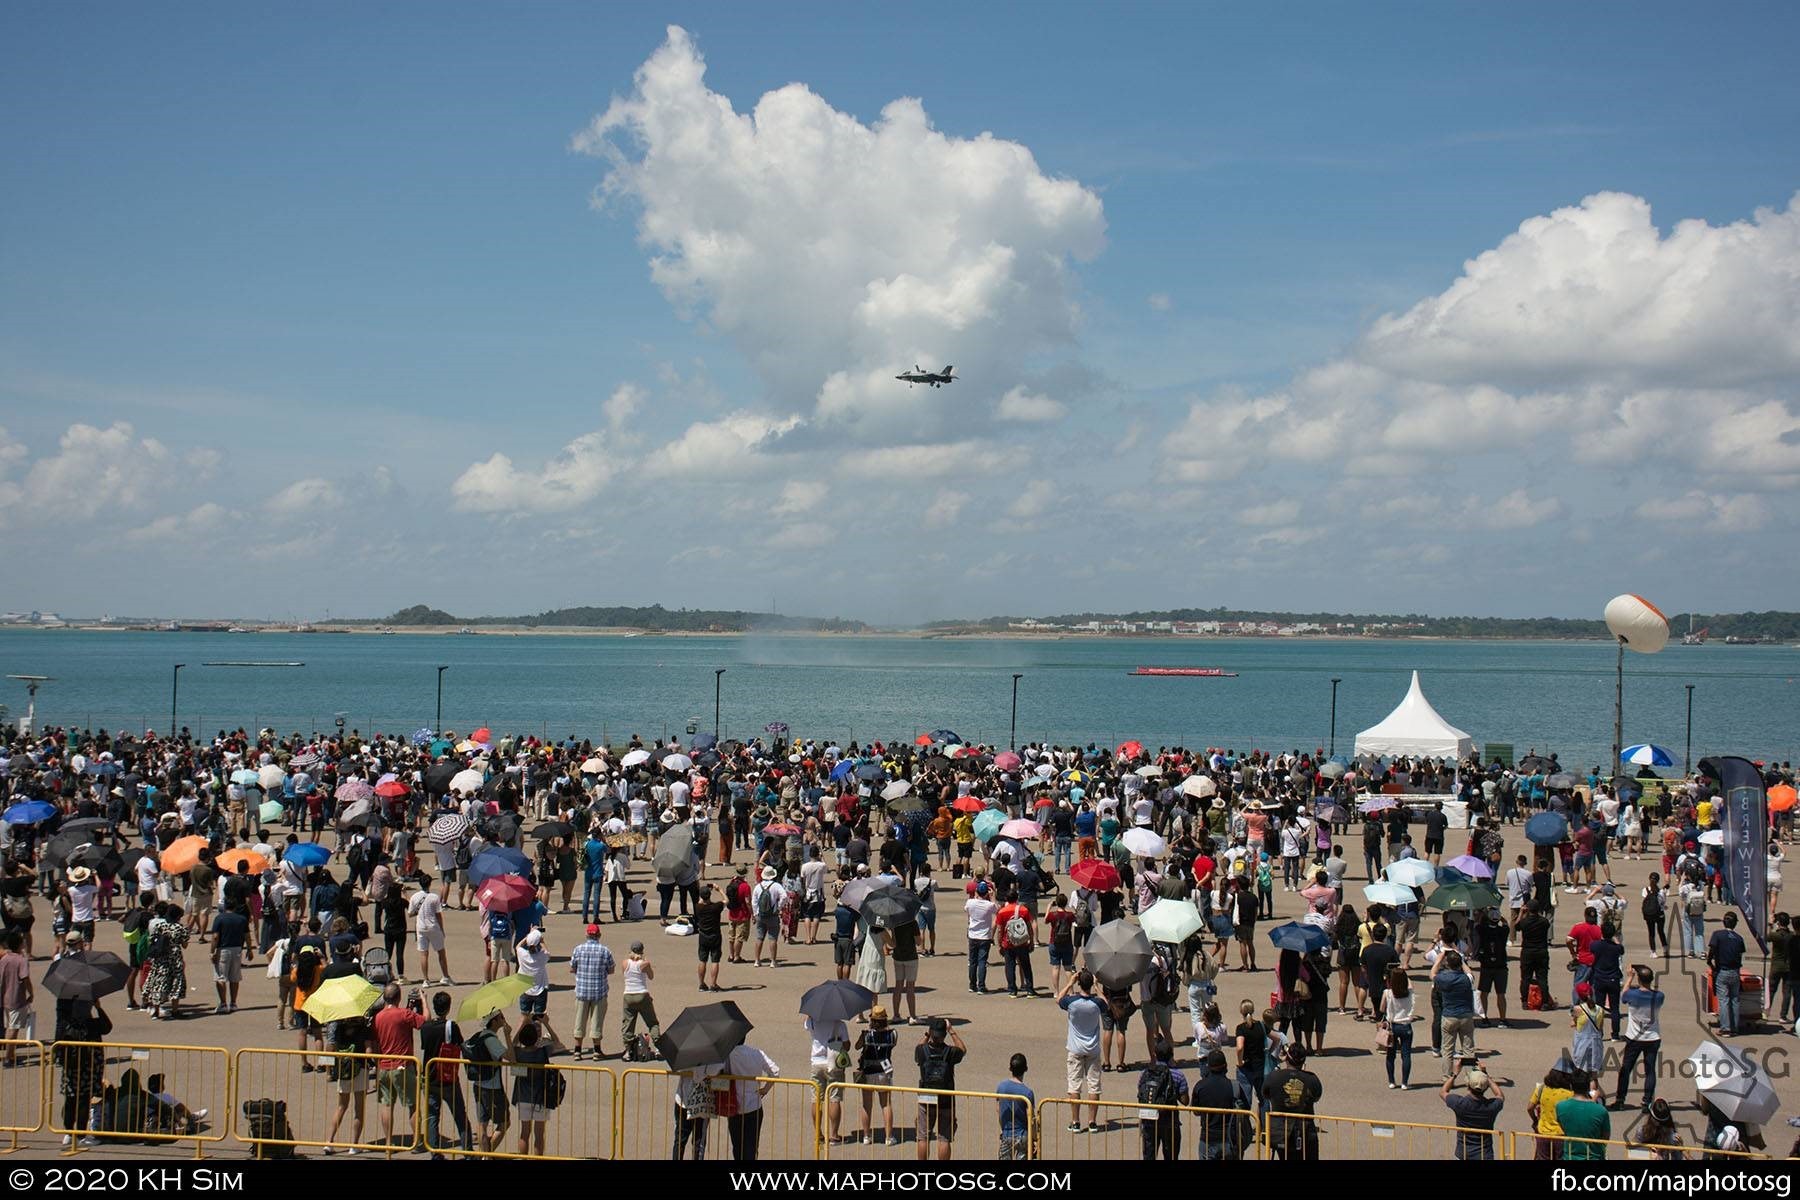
[1696,800,1714,828]
[1531,1084,1574,1135]
[953,814,975,845]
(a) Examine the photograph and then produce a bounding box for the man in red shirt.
[725,865,753,964]
[1565,906,1603,990]
[372,983,427,1150]
[996,890,1037,997]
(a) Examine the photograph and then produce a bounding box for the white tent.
[1353,671,1474,761]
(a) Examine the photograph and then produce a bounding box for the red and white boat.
[1130,667,1238,677]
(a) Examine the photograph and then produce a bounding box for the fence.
[46,1041,229,1158]
[0,1040,45,1152]
[822,1081,1024,1161]
[617,1068,821,1161]
[1036,1097,1259,1160]
[233,1048,414,1157]
[424,1056,615,1160]
[1520,1131,1771,1161]
[1262,1111,1498,1160]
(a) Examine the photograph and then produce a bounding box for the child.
[1256,853,1274,920]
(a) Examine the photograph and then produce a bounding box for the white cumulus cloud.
[995,386,1067,423]
[266,477,345,516]
[452,430,613,514]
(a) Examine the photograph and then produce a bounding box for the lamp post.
[436,665,448,734]
[171,664,185,740]
[1685,683,1695,776]
[714,669,726,737]
[1613,637,1625,787]
[1329,677,1342,756]
[1010,673,1023,750]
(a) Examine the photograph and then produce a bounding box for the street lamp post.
[171,664,185,740]
[1329,677,1342,756]
[1010,674,1023,749]
[715,669,726,737]
[436,665,448,733]
[1685,683,1695,776]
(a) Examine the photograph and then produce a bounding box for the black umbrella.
[424,762,460,794]
[691,733,718,752]
[533,821,574,843]
[860,883,921,931]
[42,951,132,1001]
[653,822,695,884]
[656,1000,754,1070]
[59,817,114,840]
[887,795,928,817]
[483,773,517,799]
[1545,772,1580,791]
[1517,755,1554,774]
[855,763,885,782]
[118,847,152,877]
[338,810,375,830]
[67,844,123,874]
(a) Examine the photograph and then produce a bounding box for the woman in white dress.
[853,914,888,996]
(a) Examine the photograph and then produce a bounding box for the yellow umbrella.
[301,975,381,1022]
[456,972,533,1024]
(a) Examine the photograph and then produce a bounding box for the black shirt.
[212,910,249,951]
[1519,912,1552,953]
[1475,921,1509,970]
[1589,939,1625,982]
[420,1017,461,1065]
[1709,929,1746,970]
[694,900,724,940]
[1262,1067,1322,1114]
[1236,1020,1266,1071]
[1189,1074,1242,1141]
[1425,810,1449,840]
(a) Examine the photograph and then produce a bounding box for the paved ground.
[10,823,1797,1160]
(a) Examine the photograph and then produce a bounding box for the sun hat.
[735,864,749,876]
[67,866,94,884]
[761,866,777,881]
[869,1005,889,1023]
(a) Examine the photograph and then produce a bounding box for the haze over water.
[3,630,1794,769]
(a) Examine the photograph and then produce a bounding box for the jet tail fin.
[942,366,955,377]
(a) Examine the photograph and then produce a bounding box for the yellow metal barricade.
[46,1041,228,1158]
[1036,1097,1259,1160]
[233,1047,416,1157]
[1263,1110,1509,1160]
[0,1040,45,1152]
[618,1067,820,1161]
[1526,1131,1769,1161]
[425,1056,614,1159]
[823,1081,1023,1161]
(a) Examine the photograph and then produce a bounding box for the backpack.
[346,840,368,874]
[146,922,174,961]
[432,1021,464,1085]
[917,1042,954,1090]
[542,1065,567,1110]
[1004,912,1030,946]
[1149,957,1179,1005]
[292,946,322,991]
[464,1030,503,1085]
[454,836,473,870]
[756,884,779,921]
[1139,1062,1180,1108]
[1642,890,1664,921]
[488,911,513,942]
[1685,890,1707,917]
[241,1098,295,1160]
[362,948,392,986]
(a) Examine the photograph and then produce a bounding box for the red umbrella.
[952,746,985,759]
[1117,740,1144,760]
[1033,796,1055,809]
[471,727,492,744]
[763,823,801,836]
[914,734,934,746]
[476,873,535,913]
[374,779,409,798]
[1070,859,1121,892]
[951,796,985,814]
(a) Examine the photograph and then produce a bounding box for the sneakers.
[1068,1122,1083,1133]
[1087,1122,1102,1133]
[78,1136,100,1148]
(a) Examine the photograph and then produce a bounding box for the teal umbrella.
[429,739,452,758]
[973,809,1005,844]
[258,799,286,823]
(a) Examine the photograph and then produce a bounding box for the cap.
[586,924,601,937]
[1602,882,1616,894]
[976,881,989,895]
[1575,981,1593,999]
[629,940,645,953]
[1466,1069,1491,1093]
[522,928,543,948]
[65,928,86,945]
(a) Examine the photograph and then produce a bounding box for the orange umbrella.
[1770,784,1798,814]
[216,848,270,875]
[951,796,986,814]
[160,835,209,875]
[471,727,492,744]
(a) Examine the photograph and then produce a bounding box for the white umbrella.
[1384,859,1436,888]
[1698,829,1725,847]
[579,757,605,773]
[881,780,913,802]
[1139,898,1204,946]
[1364,881,1416,906]
[257,764,286,791]
[1121,827,1167,859]
[1033,763,1056,779]
[662,753,694,773]
[1181,775,1217,800]
[620,749,651,768]
[1688,1041,1780,1126]
[1135,764,1163,778]
[450,769,485,794]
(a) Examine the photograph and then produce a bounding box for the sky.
[3,3,1798,625]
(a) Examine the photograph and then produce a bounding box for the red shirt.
[725,878,751,921]
[1567,921,1603,965]
[996,903,1033,950]
[373,1005,426,1069]
[1192,855,1215,887]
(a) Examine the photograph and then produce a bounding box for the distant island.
[364,603,870,634]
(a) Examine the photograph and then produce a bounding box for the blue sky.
[3,4,1798,624]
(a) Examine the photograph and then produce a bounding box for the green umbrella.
[1139,898,1204,946]
[1424,880,1504,912]
[456,972,534,1023]
[258,799,286,824]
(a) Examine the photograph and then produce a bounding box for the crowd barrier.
[617,1068,821,1160]
[823,1081,1023,1161]
[1036,1097,1259,1160]
[46,1041,228,1159]
[14,1040,1779,1160]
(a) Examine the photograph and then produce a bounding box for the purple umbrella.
[1444,854,1493,880]
[1356,796,1398,813]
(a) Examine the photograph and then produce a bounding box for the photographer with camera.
[372,981,427,1151]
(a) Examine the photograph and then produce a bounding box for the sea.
[1,630,1794,769]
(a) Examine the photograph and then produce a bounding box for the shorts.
[520,990,547,1016]
[1141,1001,1174,1034]
[417,927,445,953]
[516,1103,549,1124]
[1478,969,1508,997]
[859,1071,893,1089]
[1048,943,1074,969]
[488,939,511,963]
[833,938,857,967]
[1210,916,1235,940]
[915,1096,955,1141]
[213,948,244,983]
[337,1065,371,1095]
[1592,842,1609,865]
[811,1063,847,1087]
[804,898,825,920]
[377,1064,417,1106]
[892,958,918,985]
[1573,853,1593,870]
[755,916,780,940]
[1235,923,1256,945]
[1100,1006,1134,1033]
[475,1088,508,1126]
[697,937,723,964]
[918,909,936,933]
[1424,839,1444,855]
[4,1008,30,1033]
[1066,1052,1102,1096]
[729,918,750,942]
[957,843,974,860]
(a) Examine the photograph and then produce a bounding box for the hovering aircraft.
[895,364,957,388]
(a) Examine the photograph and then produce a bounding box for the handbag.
[1374,1021,1393,1051]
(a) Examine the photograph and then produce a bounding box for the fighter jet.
[895,365,957,388]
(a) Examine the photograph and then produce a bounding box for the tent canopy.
[1353,671,1474,761]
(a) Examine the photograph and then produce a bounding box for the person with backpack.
[322,1006,373,1154]
[852,1005,899,1146]
[464,1008,512,1153]
[749,866,786,969]
[1140,946,1180,1059]
[1641,873,1669,957]
[620,941,661,1056]
[371,982,425,1151]
[1679,869,1708,958]
[419,991,472,1156]
[508,1017,560,1157]
[913,1016,967,1161]
[1137,1037,1189,1160]
[995,889,1036,997]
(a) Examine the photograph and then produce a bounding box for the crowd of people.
[0,722,1792,1159]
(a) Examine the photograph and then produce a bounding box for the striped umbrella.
[1621,744,1675,768]
[429,813,471,844]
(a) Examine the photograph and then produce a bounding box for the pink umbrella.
[335,778,374,806]
[1444,854,1494,880]
[993,751,1022,772]
[1000,818,1041,839]
[476,873,535,913]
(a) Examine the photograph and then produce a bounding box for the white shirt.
[1384,989,1415,1024]
[70,884,98,922]
[623,955,651,995]
[723,1045,779,1112]
[965,897,997,940]
[627,798,648,827]
[805,1016,849,1068]
[669,781,690,810]
[408,889,443,932]
[516,942,549,994]
[136,855,160,894]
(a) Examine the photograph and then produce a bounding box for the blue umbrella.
[829,760,856,783]
[3,799,57,825]
[972,809,1005,843]
[411,727,435,747]
[469,847,532,887]
[1525,812,1569,847]
[929,729,961,745]
[855,763,885,783]
[283,842,330,869]
[1621,744,1675,768]
[1266,922,1332,953]
[691,733,718,752]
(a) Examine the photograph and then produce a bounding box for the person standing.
[995,889,1036,997]
[964,881,997,994]
[52,984,109,1148]
[409,877,452,986]
[994,1053,1033,1160]
[1707,911,1747,1036]
[888,915,921,1023]
[1432,949,1477,1070]
[1614,964,1664,1111]
[693,884,726,992]
[749,867,786,969]
[371,983,426,1151]
[1136,1037,1188,1160]
[1472,907,1510,1028]
[913,1017,967,1162]
[725,865,752,964]
[1260,1043,1322,1161]
[1517,900,1554,1010]
[1440,1063,1505,1160]
[620,941,660,1052]
[1057,969,1104,1133]
[1380,966,1414,1089]
[568,924,616,1060]
[722,1040,780,1161]
[580,828,607,924]
[209,898,250,1013]
[804,1011,850,1146]
[0,931,31,1067]
[419,991,472,1156]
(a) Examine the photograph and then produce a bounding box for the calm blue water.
[1,630,1794,767]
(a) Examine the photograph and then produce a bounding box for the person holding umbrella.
[48,930,113,1148]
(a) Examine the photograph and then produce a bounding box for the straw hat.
[67,866,93,884]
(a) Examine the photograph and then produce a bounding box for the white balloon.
[1604,593,1669,654]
